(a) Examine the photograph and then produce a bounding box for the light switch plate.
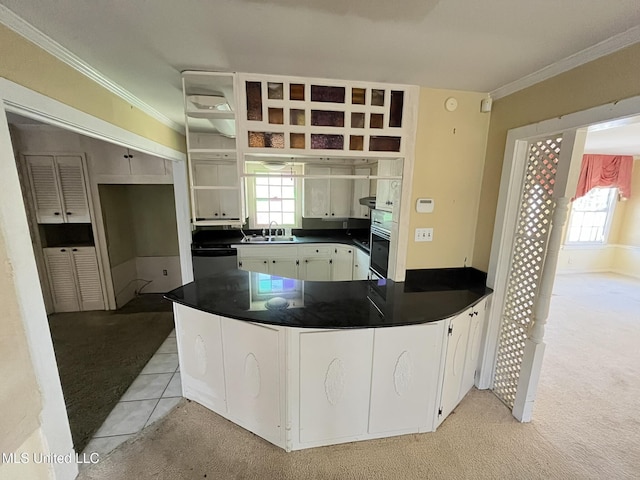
[415,228,433,242]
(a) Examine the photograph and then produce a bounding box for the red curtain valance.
[574,154,633,200]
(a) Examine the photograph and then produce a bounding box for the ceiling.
[2,1,640,154]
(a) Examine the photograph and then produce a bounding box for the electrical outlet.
[162,269,168,276]
[415,228,434,242]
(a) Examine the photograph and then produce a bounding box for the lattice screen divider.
[492,136,562,408]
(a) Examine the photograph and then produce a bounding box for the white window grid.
[566,187,617,244]
[254,174,296,226]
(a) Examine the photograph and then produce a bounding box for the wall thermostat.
[416,198,434,213]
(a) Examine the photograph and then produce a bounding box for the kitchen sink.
[241,235,297,243]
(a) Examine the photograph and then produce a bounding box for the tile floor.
[83,330,181,458]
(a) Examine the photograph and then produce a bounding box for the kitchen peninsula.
[166,268,491,451]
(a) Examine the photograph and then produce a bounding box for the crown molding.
[0,4,184,133]
[491,25,640,100]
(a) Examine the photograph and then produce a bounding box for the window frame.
[564,186,618,246]
[245,162,303,230]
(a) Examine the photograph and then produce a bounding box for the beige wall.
[406,88,490,269]
[128,185,179,257]
[0,229,42,456]
[474,43,640,271]
[99,185,137,267]
[0,428,52,479]
[0,23,185,153]
[99,184,179,266]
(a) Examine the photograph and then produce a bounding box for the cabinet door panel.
[217,164,240,219]
[26,156,64,223]
[56,156,90,223]
[175,305,226,412]
[331,246,353,281]
[460,301,486,401]
[223,320,282,445]
[299,329,373,443]
[130,152,166,176]
[44,248,79,312]
[239,257,269,274]
[71,247,104,311]
[193,161,220,219]
[352,168,370,219]
[330,167,352,218]
[269,258,298,279]
[301,257,331,281]
[304,166,331,218]
[369,323,443,433]
[439,311,471,423]
[353,248,370,280]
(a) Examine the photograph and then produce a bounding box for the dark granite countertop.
[165,267,492,329]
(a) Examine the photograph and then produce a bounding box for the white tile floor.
[83,330,181,459]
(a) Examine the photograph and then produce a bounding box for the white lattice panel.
[493,136,561,407]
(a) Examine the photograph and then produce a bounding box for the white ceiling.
[2,0,640,154]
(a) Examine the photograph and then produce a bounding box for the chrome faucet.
[268,220,279,240]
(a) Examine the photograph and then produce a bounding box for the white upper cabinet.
[303,165,353,219]
[375,158,403,214]
[192,160,240,221]
[238,73,417,157]
[26,155,90,224]
[351,167,371,219]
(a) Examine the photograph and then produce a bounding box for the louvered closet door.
[56,156,90,223]
[26,156,64,223]
[71,247,105,311]
[44,248,80,312]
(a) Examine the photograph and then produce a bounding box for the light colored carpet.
[78,273,640,480]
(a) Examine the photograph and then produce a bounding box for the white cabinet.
[460,300,487,401]
[298,329,374,443]
[43,246,104,312]
[192,161,240,221]
[331,246,354,281]
[222,319,282,445]
[239,256,270,274]
[269,258,299,278]
[299,245,332,281]
[26,155,90,224]
[437,298,488,426]
[351,167,371,219]
[303,166,352,219]
[353,248,370,280]
[174,307,226,412]
[87,141,173,183]
[369,322,444,434]
[237,246,299,278]
[375,159,402,214]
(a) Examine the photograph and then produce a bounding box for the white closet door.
[56,156,90,223]
[71,247,105,311]
[44,248,80,312]
[26,156,64,223]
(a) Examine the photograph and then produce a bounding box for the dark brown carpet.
[48,295,174,453]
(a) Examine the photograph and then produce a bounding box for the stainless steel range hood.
[358,196,376,209]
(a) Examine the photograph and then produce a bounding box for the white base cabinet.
[174,295,490,452]
[43,246,104,312]
[237,243,355,281]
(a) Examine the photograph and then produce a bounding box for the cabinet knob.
[272,260,276,263]
[214,213,219,216]
[54,212,60,216]
[222,213,226,216]
[331,213,335,216]
[305,259,308,263]
[72,248,78,252]
[316,249,319,253]
[60,248,66,252]
[263,260,267,264]
[325,213,328,216]
[66,212,72,215]
[349,250,352,253]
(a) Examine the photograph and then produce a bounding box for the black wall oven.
[370,209,392,278]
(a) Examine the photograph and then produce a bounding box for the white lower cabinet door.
[269,258,298,279]
[459,300,487,401]
[44,247,80,312]
[331,246,353,281]
[353,248,370,280]
[174,305,226,412]
[438,310,472,424]
[239,257,269,274]
[298,329,374,444]
[369,322,444,434]
[223,319,282,445]
[300,257,332,281]
[71,247,104,311]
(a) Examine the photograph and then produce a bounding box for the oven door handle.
[370,226,391,241]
